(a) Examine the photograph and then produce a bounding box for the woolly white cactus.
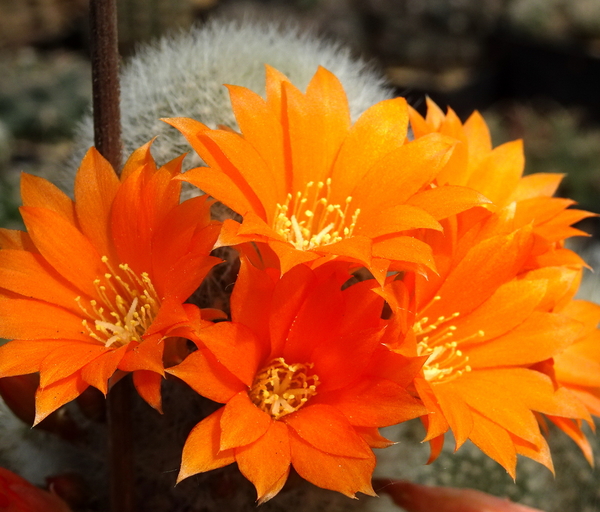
[67,17,393,189]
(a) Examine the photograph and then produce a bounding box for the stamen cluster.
[248,357,320,419]
[273,178,360,250]
[413,297,482,382]
[77,256,160,348]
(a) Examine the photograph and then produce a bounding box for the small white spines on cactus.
[67,17,393,195]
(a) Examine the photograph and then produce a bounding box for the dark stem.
[89,2,132,511]
[106,377,134,512]
[89,0,122,171]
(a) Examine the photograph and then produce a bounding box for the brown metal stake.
[89,1,133,512]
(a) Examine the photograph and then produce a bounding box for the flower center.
[273,178,360,250]
[76,256,160,348]
[413,297,482,383]
[248,357,320,419]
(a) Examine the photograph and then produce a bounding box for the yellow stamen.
[77,257,160,348]
[273,178,360,250]
[413,298,483,383]
[249,358,319,419]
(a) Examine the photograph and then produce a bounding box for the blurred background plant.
[0,1,599,511]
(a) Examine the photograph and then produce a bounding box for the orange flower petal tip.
[0,468,73,512]
[375,479,546,512]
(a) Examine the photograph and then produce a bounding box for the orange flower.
[165,66,489,281]
[0,143,222,422]
[402,100,599,470]
[382,227,591,477]
[547,299,600,464]
[167,257,426,502]
[408,98,594,270]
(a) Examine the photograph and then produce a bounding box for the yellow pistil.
[76,256,160,348]
[273,178,361,250]
[414,297,483,383]
[249,357,320,419]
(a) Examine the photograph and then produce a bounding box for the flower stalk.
[89,1,130,511]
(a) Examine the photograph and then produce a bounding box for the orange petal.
[548,416,594,466]
[312,236,373,269]
[424,97,445,128]
[284,404,372,458]
[311,327,384,392]
[303,66,350,182]
[445,372,541,444]
[318,378,426,427]
[509,173,563,202]
[230,256,276,342]
[467,409,517,478]
[268,264,317,355]
[331,97,409,203]
[226,84,286,200]
[423,227,533,318]
[0,249,83,314]
[406,185,491,221]
[132,370,163,412]
[555,333,600,387]
[20,207,103,297]
[286,67,350,190]
[117,335,165,375]
[414,378,450,441]
[0,297,90,341]
[356,204,442,237]
[235,420,291,503]
[201,130,277,220]
[267,240,320,274]
[39,342,108,388]
[177,408,235,483]
[561,300,600,333]
[289,430,376,498]
[467,140,524,206]
[372,236,436,273]
[352,134,456,215]
[166,348,244,403]
[0,339,73,377]
[264,64,293,123]
[407,104,430,138]
[354,427,395,449]
[432,382,474,449]
[150,194,214,279]
[80,344,129,394]
[120,139,157,182]
[220,391,272,450]
[0,228,35,251]
[34,373,88,425]
[426,434,445,464]
[20,173,76,224]
[196,322,264,387]
[464,110,493,172]
[339,279,384,333]
[466,312,582,367]
[282,275,344,364]
[177,166,258,217]
[512,432,554,474]
[453,278,547,344]
[74,148,120,258]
